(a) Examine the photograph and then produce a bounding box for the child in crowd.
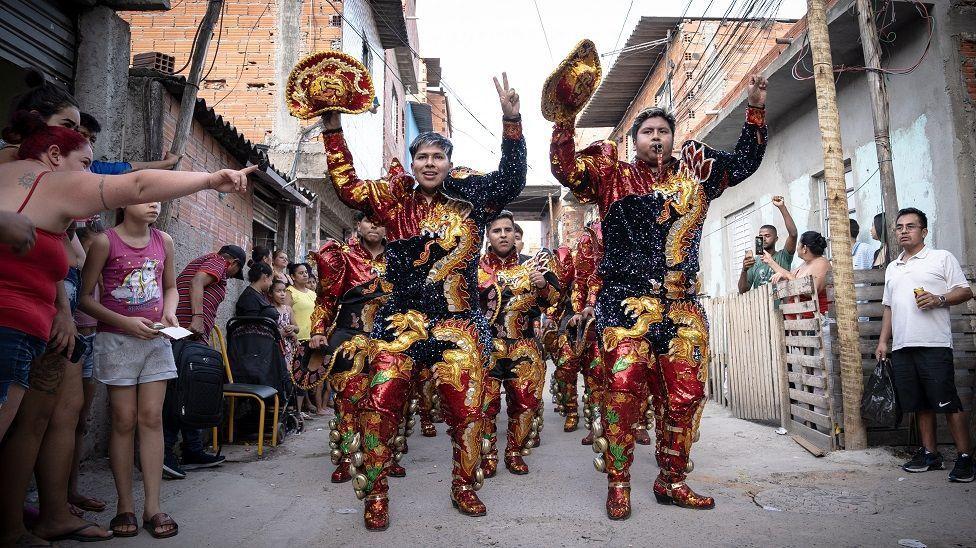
[270,279,305,417]
[79,202,180,539]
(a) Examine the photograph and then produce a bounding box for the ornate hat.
[541,39,602,124]
[286,50,375,120]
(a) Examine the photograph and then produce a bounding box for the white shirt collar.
[895,245,929,264]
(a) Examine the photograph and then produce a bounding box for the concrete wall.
[338,0,385,180]
[699,3,976,297]
[74,6,131,163]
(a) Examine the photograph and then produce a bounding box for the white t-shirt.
[882,246,970,350]
[851,241,876,270]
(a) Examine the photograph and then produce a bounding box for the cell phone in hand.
[62,334,87,364]
[755,236,764,256]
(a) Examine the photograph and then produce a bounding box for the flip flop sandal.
[109,512,139,538]
[71,496,107,513]
[143,513,179,539]
[46,523,113,543]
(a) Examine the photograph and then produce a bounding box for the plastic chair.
[209,326,280,456]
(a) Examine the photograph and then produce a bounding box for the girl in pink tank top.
[77,202,180,537]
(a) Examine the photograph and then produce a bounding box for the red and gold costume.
[478,249,559,476]
[306,237,389,484]
[551,107,767,518]
[322,118,526,530]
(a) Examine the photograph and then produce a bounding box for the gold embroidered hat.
[286,50,375,120]
[541,39,602,124]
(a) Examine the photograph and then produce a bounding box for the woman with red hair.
[0,111,254,545]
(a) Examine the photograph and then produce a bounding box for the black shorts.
[890,347,963,413]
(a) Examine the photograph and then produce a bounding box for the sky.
[415,0,808,187]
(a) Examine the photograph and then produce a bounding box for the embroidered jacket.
[571,221,603,314]
[550,108,767,300]
[322,121,527,324]
[309,237,389,337]
[478,249,560,340]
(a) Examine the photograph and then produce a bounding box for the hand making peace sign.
[493,72,520,119]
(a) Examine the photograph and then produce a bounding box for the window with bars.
[683,33,693,44]
[684,52,692,61]
[725,203,756,286]
[330,39,341,49]
[685,71,693,80]
[815,161,856,260]
[688,110,696,119]
[330,15,341,27]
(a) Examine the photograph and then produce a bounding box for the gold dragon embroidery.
[602,296,664,350]
[414,201,477,283]
[667,301,709,382]
[430,319,483,397]
[334,310,429,378]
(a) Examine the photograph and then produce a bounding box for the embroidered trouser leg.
[581,337,606,420]
[599,336,652,482]
[430,319,487,489]
[481,377,502,466]
[503,339,544,456]
[358,351,414,496]
[334,371,369,458]
[552,334,580,416]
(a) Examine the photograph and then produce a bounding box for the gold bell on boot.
[685,459,695,473]
[348,432,361,453]
[352,473,368,491]
[352,451,364,468]
[329,429,341,443]
[593,455,606,473]
[481,438,491,455]
[592,436,608,454]
[330,449,343,465]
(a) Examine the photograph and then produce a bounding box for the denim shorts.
[79,332,96,379]
[64,267,81,314]
[0,326,47,404]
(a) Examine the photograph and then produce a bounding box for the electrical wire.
[611,0,636,54]
[200,0,226,82]
[532,0,555,63]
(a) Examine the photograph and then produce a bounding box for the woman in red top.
[0,112,254,546]
[763,230,832,316]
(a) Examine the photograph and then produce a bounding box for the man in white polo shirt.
[875,207,973,482]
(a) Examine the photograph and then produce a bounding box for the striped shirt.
[175,253,230,343]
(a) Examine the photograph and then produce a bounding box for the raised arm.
[481,74,527,216]
[51,165,255,225]
[700,75,769,201]
[320,112,396,221]
[550,123,615,204]
[772,196,798,255]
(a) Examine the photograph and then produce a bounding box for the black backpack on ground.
[171,339,225,429]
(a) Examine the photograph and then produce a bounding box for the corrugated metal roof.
[577,16,683,128]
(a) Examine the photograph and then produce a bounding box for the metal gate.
[0,0,78,88]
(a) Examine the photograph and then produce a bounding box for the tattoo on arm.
[18,171,36,189]
[98,175,109,210]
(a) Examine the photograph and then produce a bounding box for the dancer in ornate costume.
[478,211,559,477]
[300,211,390,484]
[546,40,768,518]
[319,75,525,530]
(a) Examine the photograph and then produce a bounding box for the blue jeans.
[0,327,47,404]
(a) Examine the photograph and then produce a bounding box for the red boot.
[451,486,487,517]
[606,481,631,520]
[635,427,651,446]
[388,462,406,478]
[331,459,352,483]
[653,476,715,510]
[421,419,437,437]
[364,494,389,531]
[504,452,529,475]
[581,430,594,445]
[563,413,579,432]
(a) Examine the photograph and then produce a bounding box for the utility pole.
[805,0,867,449]
[854,0,899,262]
[158,0,224,230]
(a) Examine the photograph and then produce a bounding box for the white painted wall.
[341,0,385,179]
[698,16,973,298]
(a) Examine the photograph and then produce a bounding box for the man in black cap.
[162,244,244,479]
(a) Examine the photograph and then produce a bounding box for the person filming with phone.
[738,195,797,293]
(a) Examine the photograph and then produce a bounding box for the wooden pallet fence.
[702,283,785,423]
[773,276,843,456]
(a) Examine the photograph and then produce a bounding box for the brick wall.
[428,89,451,137]
[610,20,793,154]
[962,36,976,103]
[383,48,406,165]
[120,0,341,143]
[159,92,254,255]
